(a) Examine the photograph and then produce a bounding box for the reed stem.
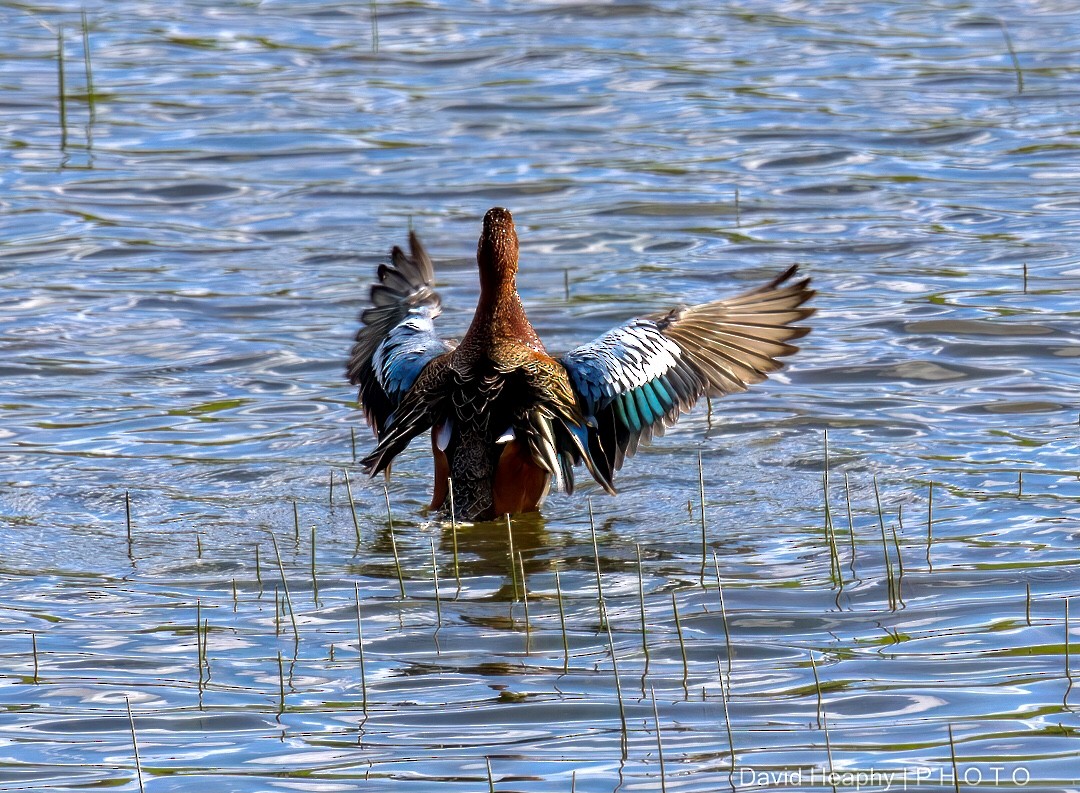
[277,650,286,714]
[718,660,736,788]
[947,724,960,793]
[589,499,606,625]
[125,697,145,793]
[605,620,628,756]
[555,564,569,671]
[518,551,530,651]
[636,544,650,670]
[506,514,518,604]
[269,533,299,639]
[81,11,95,120]
[650,686,668,793]
[926,480,934,571]
[124,490,133,559]
[344,469,361,544]
[354,583,368,715]
[384,487,406,598]
[449,477,460,587]
[310,523,319,606]
[999,19,1024,94]
[698,451,707,584]
[873,476,896,609]
[430,539,442,632]
[57,28,67,150]
[672,591,688,688]
[713,554,734,676]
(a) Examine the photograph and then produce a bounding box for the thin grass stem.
[1066,597,1072,682]
[125,697,145,793]
[844,472,857,575]
[717,660,736,790]
[354,583,368,715]
[636,544,650,671]
[57,28,67,150]
[650,686,668,793]
[81,11,94,121]
[196,599,204,687]
[948,724,960,793]
[605,620,628,756]
[699,451,707,584]
[448,477,460,588]
[809,651,823,730]
[344,469,361,544]
[269,533,299,639]
[890,520,905,588]
[588,499,605,625]
[506,514,518,604]
[518,551,530,651]
[124,490,133,559]
[384,487,406,598]
[202,618,211,680]
[999,19,1024,93]
[672,591,688,689]
[430,539,442,632]
[310,523,319,606]
[555,564,569,672]
[926,480,934,571]
[822,701,835,789]
[713,554,733,676]
[873,476,896,609]
[277,650,285,714]
[823,430,841,585]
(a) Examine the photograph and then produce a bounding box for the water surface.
[2,1,1080,790]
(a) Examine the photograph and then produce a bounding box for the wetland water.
[2,1,1080,790]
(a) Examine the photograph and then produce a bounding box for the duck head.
[477,207,519,295]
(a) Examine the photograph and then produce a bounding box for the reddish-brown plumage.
[492,440,549,515]
[463,207,547,358]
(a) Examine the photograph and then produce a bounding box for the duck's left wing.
[559,265,815,490]
[347,231,454,437]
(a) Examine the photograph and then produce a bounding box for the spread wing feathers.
[560,264,815,486]
[346,232,454,435]
[518,407,613,497]
[513,352,616,496]
[359,355,451,476]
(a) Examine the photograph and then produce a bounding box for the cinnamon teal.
[347,207,815,522]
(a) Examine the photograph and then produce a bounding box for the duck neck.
[470,274,533,338]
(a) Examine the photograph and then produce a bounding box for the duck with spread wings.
[347,207,815,522]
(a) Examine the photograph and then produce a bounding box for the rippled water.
[2,0,1080,790]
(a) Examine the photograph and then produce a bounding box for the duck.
[347,207,814,522]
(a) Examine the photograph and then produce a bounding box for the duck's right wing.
[346,231,455,438]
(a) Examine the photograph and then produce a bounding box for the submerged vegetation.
[6,439,1078,789]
